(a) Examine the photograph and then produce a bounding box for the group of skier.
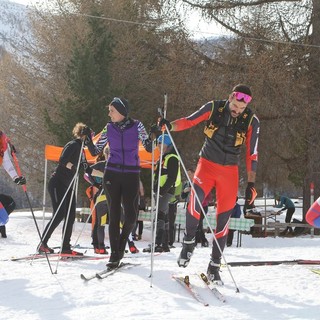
[3,83,320,285]
[73,84,260,281]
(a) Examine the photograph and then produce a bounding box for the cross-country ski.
[225,259,320,267]
[80,262,139,281]
[2,194,320,320]
[199,273,226,303]
[9,253,108,262]
[172,275,209,306]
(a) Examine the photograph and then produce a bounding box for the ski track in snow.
[0,207,319,320]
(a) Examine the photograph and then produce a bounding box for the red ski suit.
[171,100,259,262]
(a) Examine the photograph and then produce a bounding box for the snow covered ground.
[1,204,319,320]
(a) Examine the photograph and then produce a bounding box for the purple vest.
[106,121,140,173]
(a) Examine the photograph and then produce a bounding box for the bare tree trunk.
[303,0,320,222]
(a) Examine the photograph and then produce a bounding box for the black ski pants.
[42,174,76,250]
[103,170,139,256]
[285,207,295,223]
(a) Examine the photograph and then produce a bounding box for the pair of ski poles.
[17,140,85,274]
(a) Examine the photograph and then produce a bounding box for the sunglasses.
[233,92,252,104]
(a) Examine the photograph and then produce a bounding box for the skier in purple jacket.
[85,97,153,269]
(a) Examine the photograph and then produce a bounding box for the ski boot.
[201,239,209,247]
[161,244,170,252]
[0,225,7,238]
[37,243,54,254]
[106,251,120,270]
[128,241,139,254]
[177,236,195,267]
[94,247,108,254]
[61,246,83,256]
[207,260,224,286]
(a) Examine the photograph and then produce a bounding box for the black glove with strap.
[81,126,93,146]
[150,124,160,134]
[14,176,26,185]
[81,126,92,137]
[158,117,172,131]
[149,124,160,140]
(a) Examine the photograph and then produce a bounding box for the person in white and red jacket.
[0,130,26,237]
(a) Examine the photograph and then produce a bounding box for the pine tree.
[45,10,114,144]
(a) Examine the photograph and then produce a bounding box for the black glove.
[14,176,26,185]
[150,124,160,134]
[149,124,160,140]
[81,126,92,137]
[158,117,172,131]
[81,126,93,146]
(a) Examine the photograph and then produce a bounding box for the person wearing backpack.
[159,84,260,284]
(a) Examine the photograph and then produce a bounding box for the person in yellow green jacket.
[153,134,181,252]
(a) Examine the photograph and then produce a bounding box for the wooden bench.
[138,211,255,247]
[267,221,317,237]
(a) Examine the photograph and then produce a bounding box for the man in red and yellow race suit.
[159,84,260,284]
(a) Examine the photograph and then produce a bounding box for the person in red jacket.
[159,84,260,284]
[0,130,26,185]
[0,130,26,237]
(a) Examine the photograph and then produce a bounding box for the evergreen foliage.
[45,10,114,145]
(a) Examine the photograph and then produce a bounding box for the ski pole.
[148,138,156,274]
[164,128,240,292]
[149,94,167,286]
[39,160,80,247]
[11,149,54,274]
